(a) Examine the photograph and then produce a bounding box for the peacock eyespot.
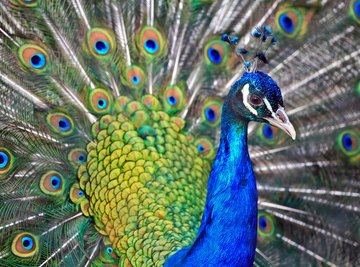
[21,237,33,250]
[248,94,263,107]
[163,86,185,112]
[342,134,353,151]
[263,124,274,139]
[195,137,215,159]
[197,144,205,153]
[50,176,61,189]
[106,247,113,254]
[87,88,112,114]
[167,96,177,106]
[11,232,38,257]
[70,184,86,204]
[0,151,9,169]
[259,216,267,230]
[30,54,46,69]
[97,98,108,109]
[279,14,294,33]
[204,40,229,66]
[47,113,74,136]
[144,39,159,54]
[18,44,49,73]
[132,76,140,85]
[58,118,71,131]
[94,40,110,55]
[138,27,165,58]
[207,47,221,64]
[201,98,222,127]
[40,171,64,195]
[205,108,216,122]
[0,148,13,174]
[78,154,86,162]
[257,212,275,237]
[87,28,115,57]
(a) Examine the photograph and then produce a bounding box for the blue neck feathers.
[165,106,258,267]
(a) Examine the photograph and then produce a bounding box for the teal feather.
[0,0,359,266]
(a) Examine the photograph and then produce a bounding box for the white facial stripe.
[263,97,275,115]
[242,84,258,116]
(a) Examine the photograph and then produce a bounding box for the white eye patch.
[242,84,258,116]
[263,97,275,114]
[242,84,276,117]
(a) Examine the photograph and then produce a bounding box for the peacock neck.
[165,109,258,267]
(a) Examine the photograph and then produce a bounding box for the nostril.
[276,110,286,123]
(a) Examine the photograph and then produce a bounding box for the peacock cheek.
[75,96,213,264]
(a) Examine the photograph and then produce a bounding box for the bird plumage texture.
[0,0,359,266]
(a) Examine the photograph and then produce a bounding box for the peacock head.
[226,71,296,140]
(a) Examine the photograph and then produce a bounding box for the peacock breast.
[75,96,212,266]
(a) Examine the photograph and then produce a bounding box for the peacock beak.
[265,107,296,140]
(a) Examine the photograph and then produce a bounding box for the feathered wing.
[0,0,358,266]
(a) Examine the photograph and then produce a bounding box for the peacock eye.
[248,94,263,107]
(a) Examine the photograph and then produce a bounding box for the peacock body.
[0,0,359,266]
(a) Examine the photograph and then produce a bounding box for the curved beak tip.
[265,108,296,141]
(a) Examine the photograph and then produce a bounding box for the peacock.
[0,0,359,266]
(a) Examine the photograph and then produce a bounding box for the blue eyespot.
[279,14,294,33]
[342,134,353,151]
[30,54,46,69]
[205,108,216,122]
[106,247,113,254]
[263,124,274,139]
[21,237,34,250]
[259,216,267,230]
[50,175,61,189]
[207,47,221,64]
[97,98,108,109]
[144,39,159,54]
[78,154,86,162]
[354,1,360,18]
[94,40,110,55]
[0,152,9,168]
[167,96,177,106]
[132,75,140,85]
[78,190,84,197]
[58,118,71,131]
[197,144,205,153]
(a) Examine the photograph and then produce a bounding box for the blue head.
[224,71,296,139]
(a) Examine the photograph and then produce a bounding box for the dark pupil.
[169,96,176,104]
[59,120,67,128]
[259,217,267,228]
[0,155,4,164]
[52,179,59,186]
[210,49,220,61]
[31,55,41,65]
[146,40,156,49]
[23,239,30,247]
[98,100,104,106]
[96,41,106,51]
[250,95,261,105]
[206,108,216,121]
[283,16,293,30]
[79,155,85,161]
